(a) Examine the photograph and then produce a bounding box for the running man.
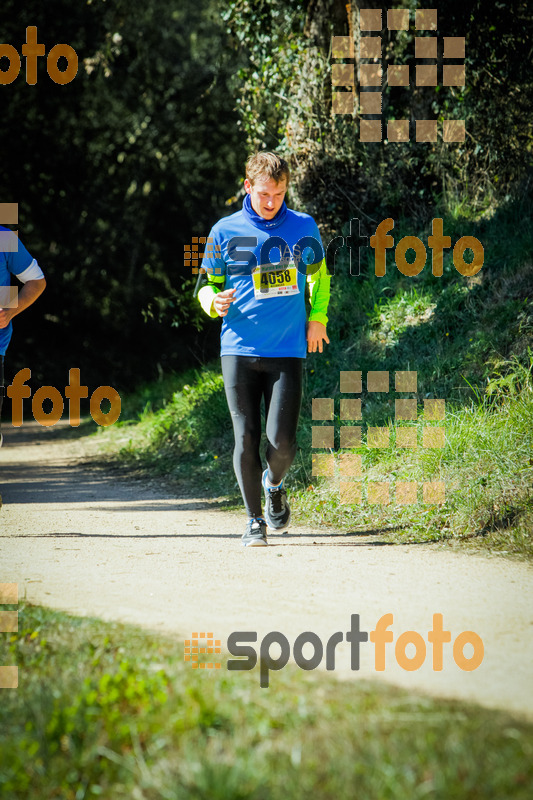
[198,152,330,546]
[0,225,46,448]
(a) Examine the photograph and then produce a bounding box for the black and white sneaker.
[262,470,291,530]
[242,517,268,547]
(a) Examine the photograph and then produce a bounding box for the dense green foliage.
[1,0,531,396]
[1,0,247,389]
[223,0,533,222]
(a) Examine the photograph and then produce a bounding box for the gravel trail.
[1,421,532,717]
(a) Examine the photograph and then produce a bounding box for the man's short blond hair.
[245,151,290,187]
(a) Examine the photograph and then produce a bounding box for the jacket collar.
[242,192,288,230]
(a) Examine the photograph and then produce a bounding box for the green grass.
[1,603,532,799]
[292,356,533,556]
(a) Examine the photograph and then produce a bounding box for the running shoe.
[262,469,291,530]
[242,517,268,547]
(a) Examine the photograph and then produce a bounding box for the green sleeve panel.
[306,259,331,327]
[198,264,330,325]
[197,273,225,318]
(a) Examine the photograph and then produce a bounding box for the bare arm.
[0,278,46,329]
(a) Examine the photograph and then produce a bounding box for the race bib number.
[252,262,299,299]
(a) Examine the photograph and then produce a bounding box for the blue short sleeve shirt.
[0,228,36,355]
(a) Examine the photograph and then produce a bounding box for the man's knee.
[236,426,261,453]
[269,434,296,459]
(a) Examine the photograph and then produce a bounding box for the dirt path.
[1,421,532,717]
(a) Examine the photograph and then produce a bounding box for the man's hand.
[213,288,236,317]
[0,308,14,330]
[307,320,330,353]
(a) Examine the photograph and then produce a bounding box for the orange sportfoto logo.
[0,27,78,86]
[7,368,121,427]
[186,615,484,687]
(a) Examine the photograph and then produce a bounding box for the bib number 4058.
[260,269,292,287]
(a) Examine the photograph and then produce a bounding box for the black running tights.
[221,355,303,518]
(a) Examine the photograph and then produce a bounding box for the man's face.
[244,176,287,220]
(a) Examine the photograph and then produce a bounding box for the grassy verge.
[1,603,532,799]
[293,356,533,554]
